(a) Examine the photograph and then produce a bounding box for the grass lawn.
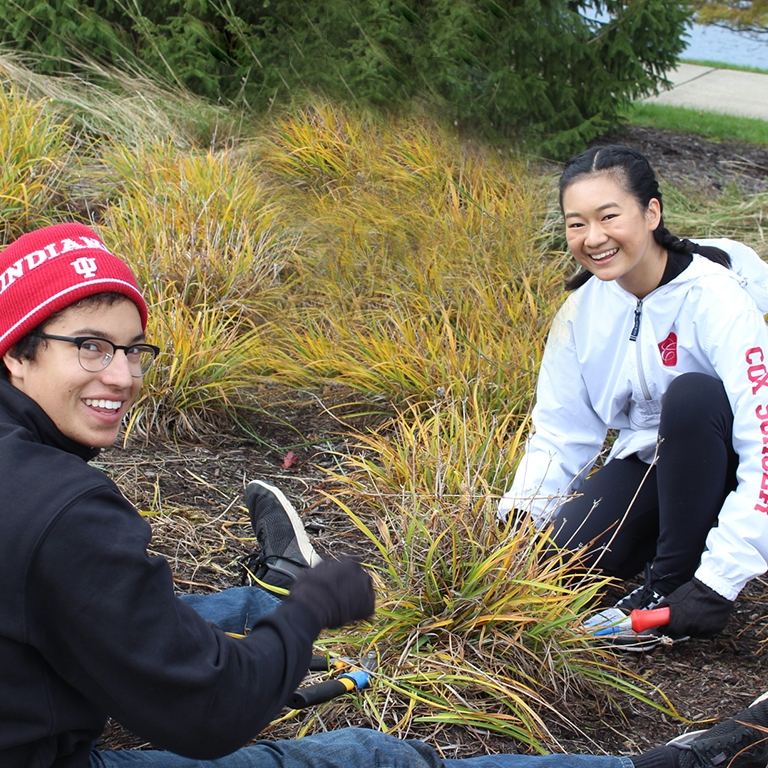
[624,101,768,145]
[680,57,768,75]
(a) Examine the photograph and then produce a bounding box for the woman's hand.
[660,578,734,637]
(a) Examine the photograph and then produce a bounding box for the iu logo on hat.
[71,257,99,279]
[0,222,148,359]
[658,331,678,367]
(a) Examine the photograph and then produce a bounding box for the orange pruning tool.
[589,606,671,637]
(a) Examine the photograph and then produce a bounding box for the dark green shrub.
[0,0,691,156]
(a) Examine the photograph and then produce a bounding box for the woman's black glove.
[285,557,375,629]
[660,578,734,638]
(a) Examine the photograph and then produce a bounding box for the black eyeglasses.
[36,334,160,377]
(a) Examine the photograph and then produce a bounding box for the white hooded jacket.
[499,239,768,601]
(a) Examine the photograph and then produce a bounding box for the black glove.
[659,577,734,638]
[285,557,375,630]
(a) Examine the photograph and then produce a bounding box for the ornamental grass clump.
[98,141,299,316]
[0,80,72,238]
[92,142,304,439]
[250,99,566,417]
[297,394,672,749]
[0,52,235,151]
[127,297,264,441]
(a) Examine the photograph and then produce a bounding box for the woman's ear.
[646,198,662,229]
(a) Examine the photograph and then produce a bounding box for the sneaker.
[243,479,322,591]
[615,577,665,613]
[667,698,768,768]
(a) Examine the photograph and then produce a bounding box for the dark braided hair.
[559,145,731,291]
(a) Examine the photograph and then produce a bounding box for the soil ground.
[96,125,768,759]
[590,124,768,196]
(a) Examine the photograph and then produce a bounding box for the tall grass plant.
[0,80,73,238]
[302,394,676,747]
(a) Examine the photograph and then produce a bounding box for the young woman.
[498,145,768,646]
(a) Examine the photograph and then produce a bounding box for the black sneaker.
[243,480,322,591]
[615,577,665,613]
[668,697,768,768]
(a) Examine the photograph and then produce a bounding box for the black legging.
[551,372,739,594]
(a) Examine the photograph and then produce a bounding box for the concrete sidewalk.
[643,63,768,121]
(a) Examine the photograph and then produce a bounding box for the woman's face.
[562,172,666,299]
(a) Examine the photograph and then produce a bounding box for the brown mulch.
[95,424,768,759]
[96,126,768,759]
[590,124,768,196]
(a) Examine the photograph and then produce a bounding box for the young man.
[0,223,765,768]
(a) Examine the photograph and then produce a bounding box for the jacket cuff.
[693,565,740,602]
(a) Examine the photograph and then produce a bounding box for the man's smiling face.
[3,297,145,448]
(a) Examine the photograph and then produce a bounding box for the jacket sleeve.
[499,303,607,525]
[694,281,768,600]
[26,486,321,760]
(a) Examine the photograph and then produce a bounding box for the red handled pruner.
[586,606,670,637]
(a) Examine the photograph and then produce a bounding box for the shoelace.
[623,564,663,610]
[240,548,308,586]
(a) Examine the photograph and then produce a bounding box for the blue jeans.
[90,588,632,768]
[90,727,633,768]
[176,586,281,635]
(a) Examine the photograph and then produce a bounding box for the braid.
[564,268,593,291]
[655,225,731,268]
[655,226,695,256]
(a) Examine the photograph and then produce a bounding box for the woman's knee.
[661,373,731,434]
[662,372,727,413]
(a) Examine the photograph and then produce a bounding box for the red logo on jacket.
[658,332,678,367]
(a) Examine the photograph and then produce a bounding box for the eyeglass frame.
[34,333,161,377]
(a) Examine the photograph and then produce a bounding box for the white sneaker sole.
[751,691,768,707]
[666,730,708,748]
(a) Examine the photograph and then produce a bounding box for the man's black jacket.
[0,380,320,767]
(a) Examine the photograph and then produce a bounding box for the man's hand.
[286,558,375,629]
[659,578,734,638]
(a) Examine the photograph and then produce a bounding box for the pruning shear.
[584,606,670,637]
[288,649,377,709]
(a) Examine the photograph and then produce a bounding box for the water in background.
[681,23,768,69]
[587,5,768,70]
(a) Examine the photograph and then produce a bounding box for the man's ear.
[3,351,24,381]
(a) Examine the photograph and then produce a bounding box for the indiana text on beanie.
[0,233,111,293]
[0,222,147,359]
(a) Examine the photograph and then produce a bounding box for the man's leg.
[90,728,627,768]
[89,693,768,768]
[178,587,281,635]
[443,757,629,768]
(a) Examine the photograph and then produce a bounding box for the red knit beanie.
[0,223,147,358]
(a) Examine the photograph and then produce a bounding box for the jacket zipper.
[629,298,652,400]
